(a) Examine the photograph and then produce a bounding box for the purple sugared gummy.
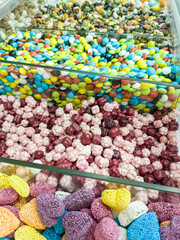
[0,187,18,206]
[94,217,120,240]
[148,202,180,222]
[36,193,65,228]
[160,216,180,240]
[91,198,113,222]
[160,226,172,240]
[30,182,56,197]
[64,189,95,211]
[62,211,93,240]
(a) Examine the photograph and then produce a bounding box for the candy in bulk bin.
[0,169,179,240]
[30,0,171,36]
[0,30,180,112]
[0,95,180,189]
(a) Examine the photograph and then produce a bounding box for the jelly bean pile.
[0,95,180,188]
[0,173,179,240]
[31,0,171,36]
[0,30,180,111]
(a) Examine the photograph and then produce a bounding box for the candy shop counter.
[0,160,179,239]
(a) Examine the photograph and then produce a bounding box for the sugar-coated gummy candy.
[36,193,65,228]
[19,198,46,230]
[101,188,131,211]
[62,211,93,240]
[14,225,46,240]
[94,217,120,240]
[118,227,127,240]
[148,202,180,222]
[0,207,20,238]
[64,189,95,211]
[53,210,68,235]
[30,182,56,197]
[127,212,161,240]
[42,228,62,240]
[160,215,180,240]
[0,188,18,206]
[91,198,113,222]
[9,175,29,198]
[55,191,71,201]
[118,200,148,227]
[0,174,11,189]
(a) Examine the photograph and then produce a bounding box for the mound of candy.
[0,174,179,239]
[0,95,180,190]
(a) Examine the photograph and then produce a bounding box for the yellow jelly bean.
[44,79,52,85]
[21,95,28,99]
[74,99,81,105]
[149,49,156,55]
[19,88,27,95]
[0,70,8,76]
[96,82,103,88]
[30,69,37,74]
[34,94,41,100]
[84,77,92,84]
[24,32,30,38]
[147,41,155,48]
[24,43,31,48]
[19,68,27,75]
[24,85,31,91]
[168,87,175,94]
[50,76,58,82]
[141,83,150,90]
[79,88,86,94]
[10,83,16,88]
[15,226,46,240]
[9,175,30,198]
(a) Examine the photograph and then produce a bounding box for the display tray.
[0,0,24,21]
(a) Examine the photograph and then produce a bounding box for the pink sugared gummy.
[91,198,113,222]
[94,217,120,240]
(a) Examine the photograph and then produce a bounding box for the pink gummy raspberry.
[94,217,120,240]
[91,198,113,222]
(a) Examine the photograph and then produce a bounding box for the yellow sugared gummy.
[0,173,11,189]
[14,226,46,240]
[9,175,30,197]
[101,188,131,211]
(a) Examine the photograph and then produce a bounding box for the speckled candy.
[0,188,18,206]
[62,211,93,240]
[30,182,56,198]
[14,226,46,240]
[148,202,180,222]
[64,189,95,211]
[91,198,113,222]
[94,217,120,240]
[9,175,29,198]
[36,193,65,227]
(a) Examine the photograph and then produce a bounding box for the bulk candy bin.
[0,160,179,239]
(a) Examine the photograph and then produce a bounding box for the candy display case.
[0,160,179,239]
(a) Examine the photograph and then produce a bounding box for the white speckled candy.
[118,227,127,240]
[55,191,71,201]
[118,200,148,227]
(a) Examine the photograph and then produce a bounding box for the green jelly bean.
[122,84,131,90]
[133,90,141,96]
[156,101,164,107]
[105,88,112,93]
[66,97,74,103]
[104,81,112,86]
[141,89,150,95]
[63,83,71,88]
[160,52,166,59]
[158,88,167,94]
[71,84,79,91]
[128,88,136,92]
[58,39,64,44]
[52,91,60,98]
[70,72,78,78]
[109,50,115,54]
[137,103,146,110]
[87,91,95,95]
[79,82,87,88]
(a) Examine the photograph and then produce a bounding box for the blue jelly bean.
[12,42,18,48]
[0,238,11,240]
[0,80,4,85]
[129,98,139,105]
[102,38,109,44]
[29,46,34,52]
[92,43,98,49]
[43,228,62,240]
[4,86,12,93]
[146,67,156,76]
[121,64,127,69]
[37,87,44,93]
[27,83,33,88]
[42,82,48,90]
[6,75,14,83]
[67,92,74,98]
[45,40,51,44]
[136,72,145,78]
[166,62,171,67]
[176,76,180,83]
[167,54,174,59]
[30,31,36,38]
[49,84,55,88]
[35,74,43,81]
[116,93,123,99]
[132,68,140,72]
[74,39,80,44]
[128,53,136,60]
[0,89,5,94]
[126,44,135,51]
[116,87,122,92]
[34,46,41,50]
[62,36,69,42]
[171,65,180,74]
[2,66,8,70]
[147,60,154,67]
[146,103,154,107]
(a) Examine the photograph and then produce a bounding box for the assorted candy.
[0,30,180,112]
[0,95,180,189]
[30,0,171,36]
[0,173,179,239]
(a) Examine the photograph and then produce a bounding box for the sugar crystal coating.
[19,198,46,230]
[94,217,120,240]
[30,182,56,198]
[91,198,113,222]
[148,202,180,222]
[62,211,93,240]
[0,207,20,238]
[36,193,65,227]
[127,212,160,240]
[14,225,46,240]
[64,189,95,211]
[118,200,148,227]
[0,188,18,206]
[9,175,29,198]
[42,228,62,240]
